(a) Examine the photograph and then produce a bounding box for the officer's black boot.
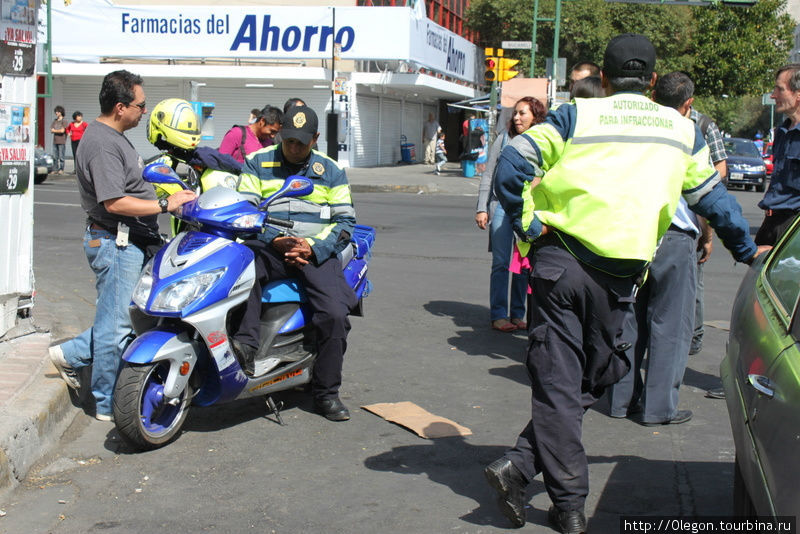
[231,339,257,376]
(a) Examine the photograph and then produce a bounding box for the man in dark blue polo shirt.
[756,64,800,245]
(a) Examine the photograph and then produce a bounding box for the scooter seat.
[262,279,306,303]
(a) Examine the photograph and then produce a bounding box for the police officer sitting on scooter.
[232,106,358,422]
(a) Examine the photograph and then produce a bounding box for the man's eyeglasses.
[127,101,146,111]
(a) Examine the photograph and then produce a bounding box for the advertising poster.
[0,40,34,76]
[0,0,36,76]
[0,101,31,194]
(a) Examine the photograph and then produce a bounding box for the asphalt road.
[0,177,768,533]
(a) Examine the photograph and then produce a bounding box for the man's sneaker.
[49,345,80,389]
[95,413,114,422]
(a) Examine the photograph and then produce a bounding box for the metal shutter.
[49,79,182,159]
[402,100,423,163]
[50,79,332,157]
[379,98,402,165]
[197,87,331,155]
[353,95,379,167]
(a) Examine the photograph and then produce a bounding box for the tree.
[466,0,695,80]
[691,0,793,96]
[464,0,794,100]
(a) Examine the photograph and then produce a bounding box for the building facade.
[43,0,482,167]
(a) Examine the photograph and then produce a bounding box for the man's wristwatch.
[158,198,169,213]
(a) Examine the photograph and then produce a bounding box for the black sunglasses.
[126,101,146,110]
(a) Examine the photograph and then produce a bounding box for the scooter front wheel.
[113,361,193,451]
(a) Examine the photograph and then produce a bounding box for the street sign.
[501,41,534,50]
[762,93,774,106]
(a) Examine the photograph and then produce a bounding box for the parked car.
[762,141,773,177]
[34,147,54,184]
[721,214,800,517]
[723,137,767,192]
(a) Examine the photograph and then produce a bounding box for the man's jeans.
[53,143,66,171]
[489,202,527,321]
[59,227,144,415]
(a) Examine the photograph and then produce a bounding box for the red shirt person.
[65,111,88,167]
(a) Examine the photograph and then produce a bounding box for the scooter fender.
[122,329,201,398]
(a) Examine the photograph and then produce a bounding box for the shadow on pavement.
[363,428,544,529]
[423,300,529,386]
[365,422,733,531]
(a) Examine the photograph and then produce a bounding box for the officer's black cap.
[602,33,656,78]
[280,105,318,145]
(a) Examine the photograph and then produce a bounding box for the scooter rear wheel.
[113,361,193,451]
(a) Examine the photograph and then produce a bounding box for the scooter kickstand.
[265,396,285,426]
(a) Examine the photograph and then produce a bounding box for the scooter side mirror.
[142,162,189,190]
[259,175,314,209]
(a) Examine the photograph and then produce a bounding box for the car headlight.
[132,260,154,309]
[150,267,226,313]
[44,155,53,164]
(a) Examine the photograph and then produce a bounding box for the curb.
[0,333,80,500]
[351,183,439,194]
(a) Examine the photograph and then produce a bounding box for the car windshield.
[723,139,761,158]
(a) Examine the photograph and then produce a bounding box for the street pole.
[552,0,562,88]
[327,7,339,161]
[530,0,539,77]
[488,80,498,145]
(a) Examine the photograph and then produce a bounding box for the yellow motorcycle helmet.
[147,98,201,150]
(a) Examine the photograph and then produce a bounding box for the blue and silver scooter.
[113,162,374,450]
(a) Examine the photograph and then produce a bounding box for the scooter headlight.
[150,267,227,313]
[231,213,263,230]
[132,260,154,309]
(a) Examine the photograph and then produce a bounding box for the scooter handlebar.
[266,216,294,229]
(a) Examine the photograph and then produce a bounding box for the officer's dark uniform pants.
[503,237,634,512]
[235,239,357,401]
[754,209,798,246]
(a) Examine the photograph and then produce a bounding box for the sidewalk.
[347,162,482,196]
[0,159,481,498]
[53,158,483,196]
[0,320,79,499]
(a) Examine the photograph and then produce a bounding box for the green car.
[721,215,800,516]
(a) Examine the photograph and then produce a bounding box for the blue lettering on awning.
[230,14,354,53]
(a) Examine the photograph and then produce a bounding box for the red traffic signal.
[485,57,498,82]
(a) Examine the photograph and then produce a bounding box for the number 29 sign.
[0,40,34,76]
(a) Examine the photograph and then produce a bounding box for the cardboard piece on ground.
[361,401,472,439]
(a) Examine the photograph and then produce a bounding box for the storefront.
[46,2,481,167]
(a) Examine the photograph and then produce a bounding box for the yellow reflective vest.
[496,92,719,272]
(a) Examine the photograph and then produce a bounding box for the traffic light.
[498,57,520,82]
[484,48,498,83]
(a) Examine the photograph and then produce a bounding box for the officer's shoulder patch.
[261,161,281,168]
[312,161,325,175]
[311,149,344,171]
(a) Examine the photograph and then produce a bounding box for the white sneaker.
[94,413,114,422]
[49,345,81,389]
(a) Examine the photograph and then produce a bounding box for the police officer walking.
[483,34,768,534]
